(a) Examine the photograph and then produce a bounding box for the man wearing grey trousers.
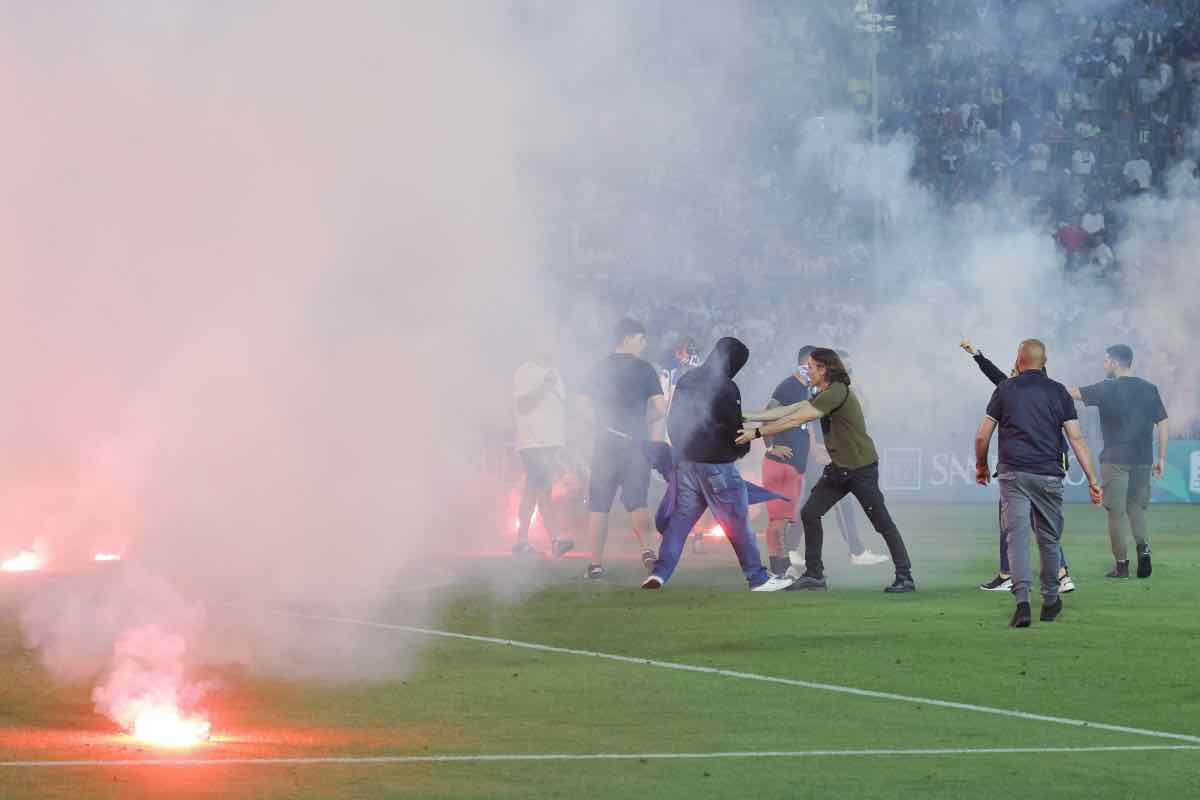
[973,340,1104,628]
[1068,344,1169,580]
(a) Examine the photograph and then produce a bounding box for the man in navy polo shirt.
[973,340,1103,628]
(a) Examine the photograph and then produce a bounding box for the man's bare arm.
[646,394,667,425]
[744,400,807,422]
[1155,418,1170,478]
[1064,420,1103,503]
[736,401,822,445]
[761,398,780,448]
[974,417,997,485]
[516,384,550,414]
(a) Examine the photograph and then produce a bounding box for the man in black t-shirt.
[1069,344,1170,579]
[577,318,667,579]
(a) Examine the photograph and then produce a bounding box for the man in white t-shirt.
[512,351,574,558]
[1124,158,1152,190]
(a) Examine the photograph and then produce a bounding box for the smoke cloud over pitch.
[2,1,542,702]
[2,0,1196,717]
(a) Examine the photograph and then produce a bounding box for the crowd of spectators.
[549,0,1200,437]
[881,0,1200,271]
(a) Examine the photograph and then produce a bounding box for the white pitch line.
[1,745,1198,768]
[294,613,1200,746]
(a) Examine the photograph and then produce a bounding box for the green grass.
[1,504,1198,798]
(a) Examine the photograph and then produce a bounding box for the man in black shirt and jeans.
[975,340,1103,628]
[1069,344,1169,579]
[577,319,667,579]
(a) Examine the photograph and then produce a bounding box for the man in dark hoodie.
[641,338,795,592]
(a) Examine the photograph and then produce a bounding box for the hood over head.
[702,337,750,379]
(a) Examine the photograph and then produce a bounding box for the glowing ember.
[130,705,211,748]
[1,550,42,572]
[708,525,726,538]
[94,552,122,562]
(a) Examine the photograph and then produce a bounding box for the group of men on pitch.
[513,320,1169,624]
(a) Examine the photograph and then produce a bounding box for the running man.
[1068,344,1169,579]
[642,337,793,592]
[739,348,916,593]
[576,318,666,579]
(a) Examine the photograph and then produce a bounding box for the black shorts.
[519,447,563,493]
[587,434,651,513]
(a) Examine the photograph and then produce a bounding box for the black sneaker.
[512,542,540,557]
[1105,560,1130,579]
[1136,544,1152,579]
[784,573,828,591]
[585,563,606,579]
[884,575,916,593]
[641,549,657,572]
[1040,597,1063,622]
[979,574,1013,591]
[552,538,575,558]
[1009,602,1032,628]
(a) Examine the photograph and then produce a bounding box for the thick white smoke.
[2,1,542,729]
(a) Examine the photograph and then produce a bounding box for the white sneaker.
[850,549,889,566]
[641,575,664,590]
[751,575,795,592]
[785,564,805,580]
[1059,573,1076,593]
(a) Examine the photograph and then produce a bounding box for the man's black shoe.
[884,575,916,593]
[552,538,575,558]
[785,573,828,591]
[1040,597,1063,622]
[1136,544,1152,578]
[1105,560,1130,579]
[1009,602,1032,628]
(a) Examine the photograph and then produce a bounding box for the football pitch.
[1,504,1198,799]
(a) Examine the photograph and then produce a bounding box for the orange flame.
[708,525,726,538]
[130,705,211,748]
[1,550,42,572]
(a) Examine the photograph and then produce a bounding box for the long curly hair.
[809,347,851,387]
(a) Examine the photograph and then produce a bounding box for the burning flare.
[92,625,213,749]
[130,704,211,747]
[94,553,122,562]
[1,549,42,572]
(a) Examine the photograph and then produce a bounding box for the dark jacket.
[973,352,1007,386]
[667,337,751,464]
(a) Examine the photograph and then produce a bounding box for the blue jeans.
[651,462,769,588]
[998,500,1068,573]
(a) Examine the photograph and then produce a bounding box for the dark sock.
[769,556,786,574]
